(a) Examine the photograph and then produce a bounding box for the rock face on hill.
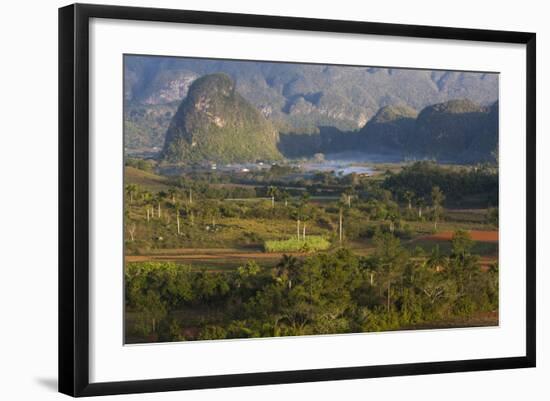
[161,74,282,163]
[141,70,199,105]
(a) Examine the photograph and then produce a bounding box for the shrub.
[198,325,227,340]
[241,231,263,245]
[157,317,185,342]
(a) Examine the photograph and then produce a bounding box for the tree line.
[382,161,498,207]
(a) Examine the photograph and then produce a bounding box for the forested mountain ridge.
[276,100,498,163]
[124,56,498,152]
[408,99,498,162]
[359,104,418,153]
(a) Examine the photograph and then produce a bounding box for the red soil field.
[420,230,498,242]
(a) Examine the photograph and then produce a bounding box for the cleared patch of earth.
[125,248,308,271]
[419,230,498,242]
[125,249,306,263]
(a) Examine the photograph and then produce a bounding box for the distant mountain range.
[124,56,499,163]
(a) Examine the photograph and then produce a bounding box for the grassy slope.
[125,166,170,192]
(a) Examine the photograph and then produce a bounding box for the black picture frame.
[59,3,536,397]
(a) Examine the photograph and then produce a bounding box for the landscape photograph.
[123,55,499,344]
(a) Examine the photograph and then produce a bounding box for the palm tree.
[174,200,182,235]
[299,193,311,241]
[361,258,378,286]
[187,203,195,226]
[203,201,220,229]
[386,211,399,233]
[291,209,301,240]
[403,190,414,210]
[275,254,300,289]
[156,191,167,218]
[267,186,278,208]
[142,191,153,222]
[280,190,290,207]
[416,197,426,219]
[451,230,474,262]
[179,201,193,227]
[302,212,310,241]
[427,245,447,273]
[167,188,178,204]
[211,204,220,228]
[368,269,376,286]
[431,186,445,231]
[344,186,356,208]
[125,184,138,204]
[337,193,348,245]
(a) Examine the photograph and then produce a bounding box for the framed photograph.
[59,3,536,397]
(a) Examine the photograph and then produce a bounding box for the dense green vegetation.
[126,230,498,342]
[162,73,282,163]
[383,161,498,208]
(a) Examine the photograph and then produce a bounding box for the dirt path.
[125,250,306,263]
